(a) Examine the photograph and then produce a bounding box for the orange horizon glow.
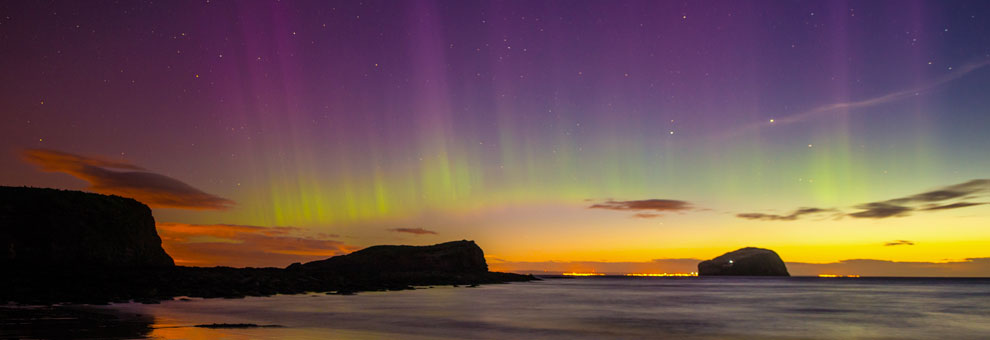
[818,274,861,278]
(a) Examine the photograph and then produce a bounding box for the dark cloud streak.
[848,202,913,219]
[737,207,835,221]
[737,179,988,221]
[389,228,438,235]
[921,202,985,211]
[849,179,988,219]
[589,199,692,219]
[896,179,990,204]
[884,240,915,246]
[589,199,691,212]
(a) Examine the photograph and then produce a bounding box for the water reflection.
[0,305,153,339]
[7,277,990,339]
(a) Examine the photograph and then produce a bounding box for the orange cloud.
[22,149,234,210]
[157,222,358,268]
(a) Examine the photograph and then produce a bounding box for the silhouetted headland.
[698,247,790,276]
[0,186,174,268]
[0,186,533,305]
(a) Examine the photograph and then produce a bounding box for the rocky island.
[697,247,790,276]
[0,186,533,305]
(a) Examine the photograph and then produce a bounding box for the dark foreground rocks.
[1,249,533,305]
[0,187,534,305]
[698,247,789,276]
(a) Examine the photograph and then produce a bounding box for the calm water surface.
[91,277,990,339]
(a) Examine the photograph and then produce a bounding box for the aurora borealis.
[2,1,989,275]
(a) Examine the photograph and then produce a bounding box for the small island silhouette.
[698,247,790,276]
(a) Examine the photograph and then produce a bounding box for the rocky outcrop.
[0,187,531,304]
[291,240,488,274]
[698,247,789,276]
[0,186,174,268]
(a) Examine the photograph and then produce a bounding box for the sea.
[5,276,990,339]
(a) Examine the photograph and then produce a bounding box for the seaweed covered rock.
[0,186,174,268]
[698,247,789,276]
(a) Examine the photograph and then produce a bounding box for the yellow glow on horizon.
[562,272,605,276]
[818,274,860,278]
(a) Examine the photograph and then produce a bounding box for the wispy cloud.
[158,222,357,267]
[590,199,690,212]
[632,213,662,219]
[724,60,990,139]
[848,202,914,219]
[22,149,234,210]
[890,179,989,204]
[388,227,438,235]
[922,202,986,211]
[589,199,692,219]
[849,179,989,219]
[737,179,988,221]
[884,240,915,246]
[737,207,837,221]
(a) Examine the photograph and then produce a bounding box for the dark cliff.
[0,186,174,268]
[698,247,789,276]
[292,240,488,274]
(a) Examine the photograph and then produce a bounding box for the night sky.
[2,1,989,275]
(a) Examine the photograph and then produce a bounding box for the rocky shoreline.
[1,264,534,305]
[1,187,535,305]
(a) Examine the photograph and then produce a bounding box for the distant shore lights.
[818,274,861,278]
[561,272,699,277]
[625,272,698,277]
